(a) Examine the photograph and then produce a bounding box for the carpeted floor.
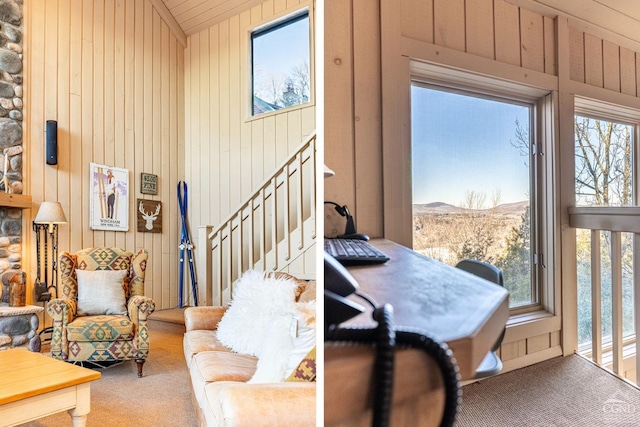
[148,307,189,325]
[18,311,196,427]
[458,354,640,426]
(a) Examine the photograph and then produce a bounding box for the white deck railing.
[569,206,640,380]
[197,132,316,306]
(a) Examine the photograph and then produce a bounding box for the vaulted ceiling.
[158,0,640,48]
[161,0,261,36]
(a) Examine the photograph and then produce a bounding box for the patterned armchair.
[46,248,155,377]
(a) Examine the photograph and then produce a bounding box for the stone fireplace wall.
[0,0,23,305]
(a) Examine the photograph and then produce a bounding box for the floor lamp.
[33,202,67,341]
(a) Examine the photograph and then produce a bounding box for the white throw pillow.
[216,270,299,356]
[285,300,317,375]
[249,300,316,384]
[76,269,128,316]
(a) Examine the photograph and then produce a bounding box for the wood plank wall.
[326,0,640,373]
[569,25,640,96]
[183,0,316,275]
[25,0,184,310]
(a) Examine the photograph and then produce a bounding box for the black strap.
[395,329,461,427]
[326,306,461,427]
[326,304,396,427]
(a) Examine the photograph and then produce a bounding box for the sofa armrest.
[215,383,315,427]
[184,306,227,332]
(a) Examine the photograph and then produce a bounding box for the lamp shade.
[324,164,335,178]
[34,201,67,224]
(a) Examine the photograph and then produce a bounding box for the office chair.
[455,259,505,379]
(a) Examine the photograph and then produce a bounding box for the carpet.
[149,307,189,325]
[17,316,196,427]
[458,355,640,426]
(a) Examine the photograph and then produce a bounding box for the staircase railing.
[570,206,640,382]
[198,132,316,305]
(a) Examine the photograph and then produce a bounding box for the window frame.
[248,7,313,120]
[574,97,640,207]
[409,61,555,317]
[573,97,640,352]
[410,82,540,309]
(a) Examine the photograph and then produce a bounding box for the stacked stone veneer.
[0,0,23,309]
[0,306,41,351]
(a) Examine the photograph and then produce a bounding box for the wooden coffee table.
[0,348,101,426]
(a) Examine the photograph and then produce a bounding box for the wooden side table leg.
[68,383,91,427]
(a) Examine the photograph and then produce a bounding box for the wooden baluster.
[271,177,278,270]
[634,233,640,382]
[248,198,255,268]
[310,137,316,239]
[283,164,290,262]
[611,231,623,374]
[296,152,304,250]
[260,188,266,271]
[591,230,602,364]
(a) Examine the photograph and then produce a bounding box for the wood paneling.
[327,0,640,374]
[433,0,465,52]
[466,0,494,60]
[520,8,545,72]
[569,24,640,97]
[400,0,433,44]
[494,0,521,67]
[584,33,604,87]
[162,0,267,36]
[183,0,315,267]
[26,0,184,309]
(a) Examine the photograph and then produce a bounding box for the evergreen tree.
[456,222,495,263]
[497,206,531,306]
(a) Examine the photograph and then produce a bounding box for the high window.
[251,11,310,116]
[411,84,538,308]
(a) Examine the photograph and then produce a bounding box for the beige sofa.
[183,275,316,427]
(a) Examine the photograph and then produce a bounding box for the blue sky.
[411,86,531,206]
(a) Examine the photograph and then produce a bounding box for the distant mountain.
[413,200,528,215]
[413,202,470,215]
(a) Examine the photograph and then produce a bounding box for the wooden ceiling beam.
[149,0,188,48]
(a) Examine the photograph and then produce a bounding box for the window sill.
[503,309,560,344]
[245,100,315,123]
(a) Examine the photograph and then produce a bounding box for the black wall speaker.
[46,120,57,165]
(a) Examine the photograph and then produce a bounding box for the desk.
[343,239,509,379]
[325,239,509,426]
[0,349,101,426]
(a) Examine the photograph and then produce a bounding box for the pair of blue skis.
[177,181,198,308]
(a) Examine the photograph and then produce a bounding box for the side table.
[0,305,43,352]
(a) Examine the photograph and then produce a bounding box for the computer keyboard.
[324,238,390,265]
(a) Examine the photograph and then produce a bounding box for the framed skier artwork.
[89,163,129,231]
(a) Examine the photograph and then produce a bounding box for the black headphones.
[324,201,369,240]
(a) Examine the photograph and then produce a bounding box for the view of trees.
[251,13,310,115]
[413,114,637,330]
[413,114,533,307]
[253,60,310,111]
[574,116,635,345]
[413,194,532,307]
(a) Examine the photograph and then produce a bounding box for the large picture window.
[251,11,310,116]
[411,84,538,308]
